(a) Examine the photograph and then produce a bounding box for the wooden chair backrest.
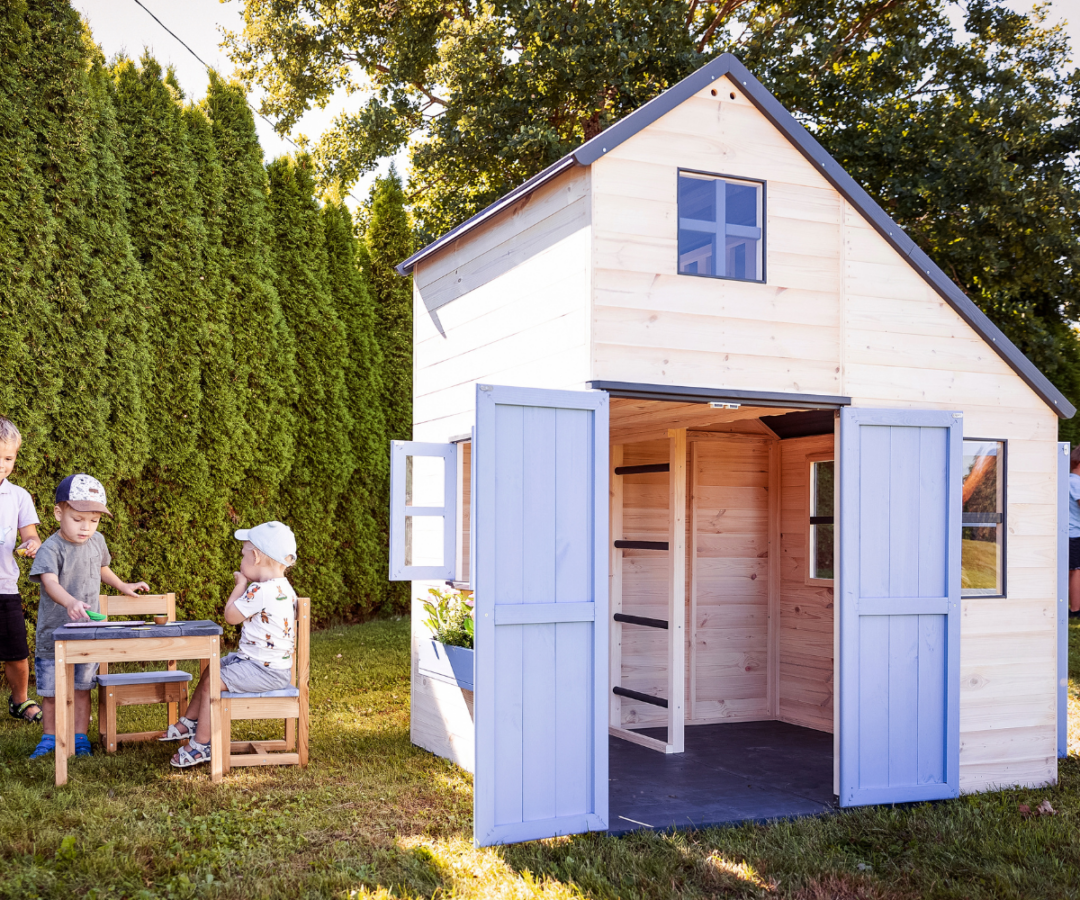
[98,594,177,677]
[294,597,311,691]
[100,593,176,618]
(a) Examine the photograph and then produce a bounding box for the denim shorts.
[34,657,99,696]
[219,653,291,694]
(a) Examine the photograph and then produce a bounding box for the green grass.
[1,618,1080,899]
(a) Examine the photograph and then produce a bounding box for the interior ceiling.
[609,398,795,444]
[609,398,837,444]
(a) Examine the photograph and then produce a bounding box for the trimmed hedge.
[0,1,405,627]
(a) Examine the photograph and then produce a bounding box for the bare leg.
[42,695,56,736]
[1070,568,1080,612]
[5,658,31,705]
[74,690,91,735]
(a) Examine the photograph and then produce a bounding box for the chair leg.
[285,717,296,752]
[97,687,107,739]
[221,704,232,775]
[298,710,308,767]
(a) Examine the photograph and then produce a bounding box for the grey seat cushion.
[96,670,193,687]
[222,686,300,699]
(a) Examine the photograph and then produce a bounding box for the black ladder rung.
[614,463,670,476]
[613,686,668,708]
[614,540,669,551]
[613,613,669,630]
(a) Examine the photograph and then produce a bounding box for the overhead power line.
[127,0,364,205]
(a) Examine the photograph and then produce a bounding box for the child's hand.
[119,581,150,597]
[66,600,91,622]
[233,571,249,589]
[16,537,40,558]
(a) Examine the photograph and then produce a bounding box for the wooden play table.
[52,620,224,785]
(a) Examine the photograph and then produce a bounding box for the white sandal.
[170,739,210,768]
[158,716,197,742]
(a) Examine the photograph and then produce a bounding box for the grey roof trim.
[396,155,578,275]
[590,380,850,410]
[402,53,1074,419]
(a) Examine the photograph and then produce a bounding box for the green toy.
[86,610,107,621]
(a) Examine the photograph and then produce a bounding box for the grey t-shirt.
[29,532,111,658]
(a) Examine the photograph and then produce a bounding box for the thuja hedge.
[0,0,409,627]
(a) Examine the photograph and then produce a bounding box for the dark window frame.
[961,437,1007,599]
[676,168,768,284]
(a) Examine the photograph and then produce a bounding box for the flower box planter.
[417,639,474,692]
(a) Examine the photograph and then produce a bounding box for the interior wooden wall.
[778,434,835,733]
[690,435,772,723]
[617,440,672,727]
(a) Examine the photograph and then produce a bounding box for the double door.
[392,388,963,844]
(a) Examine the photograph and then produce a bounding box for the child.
[1070,446,1080,618]
[27,474,149,759]
[0,417,43,725]
[161,521,298,768]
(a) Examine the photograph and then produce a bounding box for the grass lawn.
[2,618,1080,899]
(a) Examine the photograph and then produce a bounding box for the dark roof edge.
[715,55,1075,420]
[400,52,1074,419]
[395,155,579,275]
[589,381,850,410]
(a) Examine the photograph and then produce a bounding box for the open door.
[839,408,961,806]
[473,384,609,846]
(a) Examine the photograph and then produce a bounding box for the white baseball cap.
[235,521,297,566]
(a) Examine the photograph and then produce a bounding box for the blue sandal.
[75,733,92,757]
[30,734,55,759]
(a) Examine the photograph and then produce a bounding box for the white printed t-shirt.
[0,479,39,594]
[234,577,297,670]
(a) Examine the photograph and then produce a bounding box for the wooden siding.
[590,74,1059,790]
[779,434,835,733]
[691,436,772,723]
[412,165,593,443]
[410,168,593,765]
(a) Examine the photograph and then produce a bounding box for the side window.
[677,170,764,282]
[961,440,1006,597]
[809,458,834,583]
[388,441,458,581]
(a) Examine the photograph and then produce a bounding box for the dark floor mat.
[609,720,836,834]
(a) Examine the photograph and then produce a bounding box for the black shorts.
[0,593,29,662]
[1070,538,1080,571]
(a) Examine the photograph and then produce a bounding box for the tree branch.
[685,0,700,31]
[826,0,908,67]
[696,0,751,53]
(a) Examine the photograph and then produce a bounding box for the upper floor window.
[678,171,764,282]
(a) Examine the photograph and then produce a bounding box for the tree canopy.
[228,0,1080,432]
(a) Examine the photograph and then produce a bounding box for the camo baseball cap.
[55,473,112,516]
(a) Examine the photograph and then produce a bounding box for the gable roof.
[398,54,1074,419]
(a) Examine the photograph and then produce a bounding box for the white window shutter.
[389,441,458,581]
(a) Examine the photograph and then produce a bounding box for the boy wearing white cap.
[161,521,298,768]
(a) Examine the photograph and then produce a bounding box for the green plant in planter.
[422,587,474,649]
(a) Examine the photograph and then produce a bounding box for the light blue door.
[839,408,962,806]
[473,384,609,846]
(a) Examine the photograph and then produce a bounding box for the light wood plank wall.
[409,167,594,770]
[590,74,1060,790]
[617,440,673,727]
[778,434,835,733]
[691,435,772,723]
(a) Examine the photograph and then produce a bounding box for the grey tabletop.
[53,620,223,641]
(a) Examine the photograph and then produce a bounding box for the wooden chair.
[220,596,310,772]
[96,593,192,752]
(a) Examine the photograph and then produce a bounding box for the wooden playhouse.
[388,54,1074,847]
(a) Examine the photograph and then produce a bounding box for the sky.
[76,0,1080,205]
